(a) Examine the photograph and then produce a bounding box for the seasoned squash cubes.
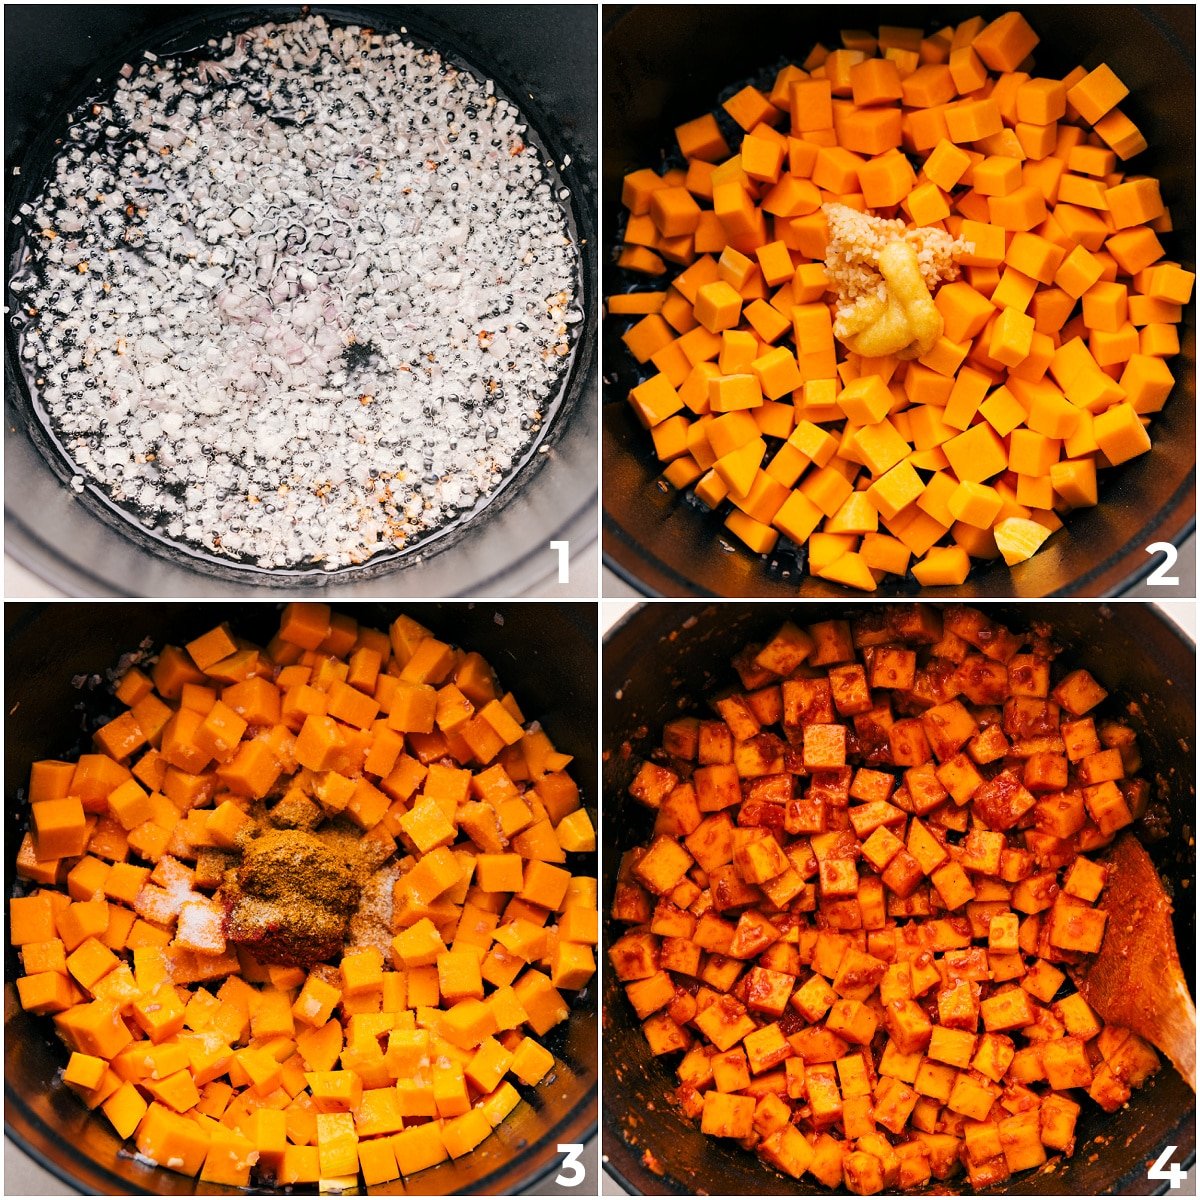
[616,603,1163,1194]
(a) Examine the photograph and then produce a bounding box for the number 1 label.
[550,540,570,584]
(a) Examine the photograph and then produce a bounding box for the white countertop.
[5,546,599,600]
[6,1138,598,1197]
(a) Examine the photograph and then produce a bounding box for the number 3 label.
[555,1142,586,1187]
[1145,541,1179,585]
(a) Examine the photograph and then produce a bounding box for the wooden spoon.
[1068,832,1196,1091]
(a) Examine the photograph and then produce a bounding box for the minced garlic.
[823,202,968,360]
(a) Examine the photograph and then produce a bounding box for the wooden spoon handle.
[1148,976,1197,1093]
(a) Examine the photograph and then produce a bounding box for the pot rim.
[5,598,600,1195]
[601,600,1197,1196]
[4,2,598,596]
[599,3,1196,600]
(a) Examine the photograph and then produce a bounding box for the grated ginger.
[823,202,969,360]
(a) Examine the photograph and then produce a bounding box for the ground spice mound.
[11,14,580,569]
[221,828,363,968]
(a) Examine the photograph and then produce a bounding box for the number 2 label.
[1145,541,1179,585]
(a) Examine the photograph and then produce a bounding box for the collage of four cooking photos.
[3,5,1196,1198]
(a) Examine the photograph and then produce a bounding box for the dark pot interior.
[5,601,597,1195]
[603,601,1195,1195]
[602,4,1195,598]
[5,4,597,597]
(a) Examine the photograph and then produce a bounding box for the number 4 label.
[1148,1144,1186,1189]
[555,1142,585,1187]
[1145,541,1179,585]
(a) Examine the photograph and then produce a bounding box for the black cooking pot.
[4,5,597,597]
[5,601,597,1195]
[602,5,1196,598]
[603,601,1195,1195]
